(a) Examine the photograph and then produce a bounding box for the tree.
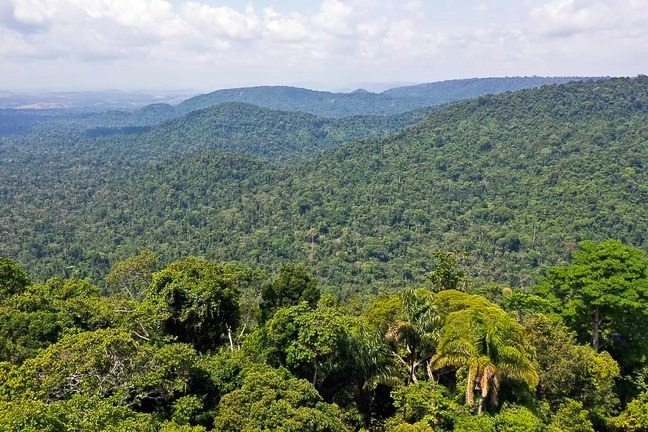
[0,395,158,432]
[146,257,242,352]
[427,251,471,292]
[453,414,496,432]
[547,399,594,432]
[431,291,538,414]
[0,276,149,363]
[0,258,31,300]
[0,394,206,432]
[386,381,458,431]
[522,313,619,419]
[494,404,542,432]
[536,240,648,355]
[383,288,441,384]
[190,348,265,419]
[2,329,196,408]
[212,368,349,432]
[106,250,158,301]
[252,302,352,393]
[609,392,648,432]
[260,263,320,321]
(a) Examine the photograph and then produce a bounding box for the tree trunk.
[477,395,485,415]
[227,324,234,351]
[591,307,600,351]
[409,360,418,384]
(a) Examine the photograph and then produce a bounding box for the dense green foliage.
[2,76,648,429]
[537,240,648,364]
[2,77,645,294]
[0,240,647,431]
[0,102,430,165]
[138,102,432,161]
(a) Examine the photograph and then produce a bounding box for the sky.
[1,0,647,92]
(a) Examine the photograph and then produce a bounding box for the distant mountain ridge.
[0,76,606,135]
[175,76,602,117]
[381,76,605,103]
[0,90,190,110]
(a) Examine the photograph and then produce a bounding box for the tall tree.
[427,251,471,292]
[212,368,349,432]
[146,257,241,352]
[381,288,441,384]
[432,291,538,414]
[521,314,619,426]
[260,263,320,321]
[106,250,158,301]
[253,301,352,393]
[536,240,648,354]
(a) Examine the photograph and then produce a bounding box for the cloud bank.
[0,0,646,90]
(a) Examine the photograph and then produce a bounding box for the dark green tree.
[522,313,619,420]
[251,301,353,394]
[260,263,320,321]
[0,258,31,300]
[146,257,241,352]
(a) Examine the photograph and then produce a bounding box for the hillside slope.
[381,76,600,104]
[138,102,431,160]
[1,77,646,295]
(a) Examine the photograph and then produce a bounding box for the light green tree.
[212,368,349,431]
[431,291,538,414]
[106,250,158,301]
[536,240,648,353]
[609,392,648,432]
[548,399,594,432]
[2,329,196,408]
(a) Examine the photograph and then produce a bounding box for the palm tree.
[385,288,441,383]
[431,305,538,414]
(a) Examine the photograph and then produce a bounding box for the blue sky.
[1,0,646,91]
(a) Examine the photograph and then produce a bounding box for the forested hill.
[174,76,597,117]
[381,76,599,103]
[0,77,599,134]
[1,77,646,295]
[0,103,432,164]
[136,102,433,160]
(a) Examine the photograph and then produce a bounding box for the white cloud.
[313,0,353,34]
[262,8,308,42]
[11,0,57,26]
[0,0,646,90]
[530,0,648,37]
[182,3,260,40]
